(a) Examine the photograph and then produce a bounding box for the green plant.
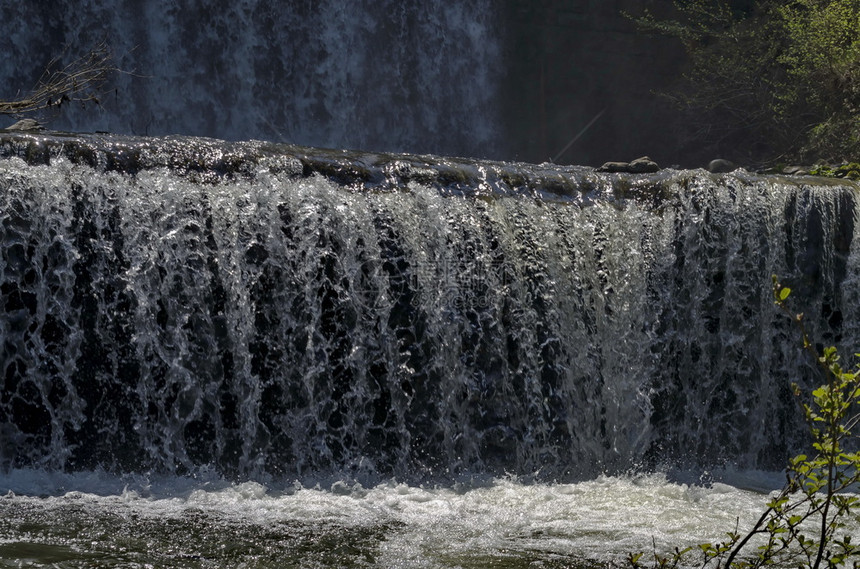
[629,275,860,569]
[774,0,860,160]
[629,0,860,164]
[810,163,860,180]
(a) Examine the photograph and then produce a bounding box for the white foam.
[3,469,844,567]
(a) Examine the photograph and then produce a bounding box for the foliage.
[0,42,119,120]
[809,162,860,180]
[630,0,860,164]
[628,276,860,569]
[774,0,860,161]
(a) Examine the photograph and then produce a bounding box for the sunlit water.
[1,134,860,567]
[0,470,818,568]
[3,134,859,481]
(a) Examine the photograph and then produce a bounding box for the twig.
[0,41,120,117]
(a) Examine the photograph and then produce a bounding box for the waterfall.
[0,132,858,483]
[0,0,502,158]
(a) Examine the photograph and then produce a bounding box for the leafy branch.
[627,0,860,164]
[629,275,860,569]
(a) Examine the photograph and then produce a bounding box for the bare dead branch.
[0,41,120,117]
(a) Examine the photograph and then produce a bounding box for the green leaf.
[631,274,860,569]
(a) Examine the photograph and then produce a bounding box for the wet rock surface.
[596,156,660,174]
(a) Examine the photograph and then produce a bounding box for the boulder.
[596,161,631,173]
[597,156,660,173]
[5,118,45,132]
[628,156,659,173]
[707,159,736,173]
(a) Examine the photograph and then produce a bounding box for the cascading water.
[0,0,502,158]
[3,7,860,566]
[1,132,857,486]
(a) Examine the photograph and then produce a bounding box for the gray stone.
[628,156,659,173]
[707,159,736,173]
[596,161,631,173]
[5,118,45,132]
[597,156,659,173]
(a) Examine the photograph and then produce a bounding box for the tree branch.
[0,42,120,117]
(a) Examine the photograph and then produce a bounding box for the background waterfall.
[1,0,502,157]
[0,1,691,166]
[0,132,857,483]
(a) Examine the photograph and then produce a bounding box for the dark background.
[500,0,686,166]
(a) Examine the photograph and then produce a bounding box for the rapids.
[0,469,796,568]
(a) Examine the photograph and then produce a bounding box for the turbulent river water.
[0,132,858,567]
[0,468,800,568]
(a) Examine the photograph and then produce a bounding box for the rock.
[782,165,808,175]
[627,156,659,173]
[5,118,45,132]
[596,161,631,173]
[707,159,736,173]
[597,156,659,173]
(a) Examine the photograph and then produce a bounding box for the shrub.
[630,0,860,164]
[628,276,860,569]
